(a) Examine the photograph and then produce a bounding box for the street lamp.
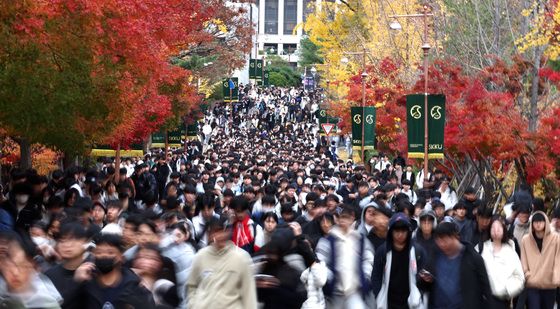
[390,5,433,186]
[361,70,368,165]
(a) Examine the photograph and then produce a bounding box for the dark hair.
[46,196,64,210]
[107,200,123,210]
[261,195,276,206]
[57,222,88,240]
[319,212,335,226]
[231,196,250,212]
[464,187,477,195]
[476,205,493,218]
[206,216,230,233]
[396,200,414,215]
[63,188,80,207]
[95,233,124,252]
[553,207,560,219]
[135,243,163,262]
[339,204,356,218]
[262,212,279,225]
[139,219,158,235]
[489,215,510,244]
[532,198,545,212]
[197,192,215,211]
[433,222,459,238]
[125,214,143,231]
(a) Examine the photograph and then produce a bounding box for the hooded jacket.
[412,210,438,261]
[372,213,426,309]
[315,225,374,299]
[358,199,391,251]
[520,210,560,289]
[82,267,155,309]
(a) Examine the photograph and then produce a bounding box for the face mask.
[32,236,48,247]
[95,257,117,274]
[16,195,29,204]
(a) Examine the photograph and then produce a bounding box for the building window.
[265,0,279,34]
[284,0,298,35]
[264,44,278,55]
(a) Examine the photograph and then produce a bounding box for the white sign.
[321,123,335,136]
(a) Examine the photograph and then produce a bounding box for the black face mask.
[95,257,117,274]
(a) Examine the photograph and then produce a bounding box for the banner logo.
[410,105,422,119]
[365,114,374,124]
[353,114,362,124]
[430,106,442,120]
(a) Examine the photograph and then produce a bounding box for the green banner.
[151,131,165,148]
[167,128,185,148]
[186,123,198,139]
[249,59,263,80]
[222,78,239,102]
[406,94,446,159]
[318,109,339,135]
[351,106,376,150]
[258,70,270,87]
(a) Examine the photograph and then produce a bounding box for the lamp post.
[262,47,275,87]
[390,4,433,185]
[342,49,369,165]
[361,70,368,165]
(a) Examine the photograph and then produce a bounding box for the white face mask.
[16,195,29,205]
[32,236,48,247]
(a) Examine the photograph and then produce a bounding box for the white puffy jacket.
[479,240,525,300]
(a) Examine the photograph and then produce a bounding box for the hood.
[359,196,376,225]
[418,209,438,228]
[358,198,392,232]
[386,212,412,251]
[529,210,552,239]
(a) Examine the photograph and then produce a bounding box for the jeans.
[326,292,366,309]
[526,288,556,309]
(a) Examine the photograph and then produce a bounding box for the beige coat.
[520,211,560,289]
[187,241,257,309]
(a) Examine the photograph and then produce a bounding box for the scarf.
[232,216,254,248]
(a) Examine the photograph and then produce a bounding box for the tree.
[0,0,253,168]
[266,56,301,87]
[298,36,324,67]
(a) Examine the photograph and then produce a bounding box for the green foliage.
[298,36,324,67]
[266,55,301,87]
[269,72,289,87]
[208,82,224,101]
[0,5,119,155]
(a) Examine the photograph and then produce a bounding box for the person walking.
[186,217,257,309]
[421,222,492,309]
[372,213,427,309]
[478,216,525,309]
[520,211,560,309]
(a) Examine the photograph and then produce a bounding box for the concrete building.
[235,0,337,84]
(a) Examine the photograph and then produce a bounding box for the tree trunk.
[18,138,32,170]
[63,151,76,170]
[114,144,121,182]
[528,46,543,132]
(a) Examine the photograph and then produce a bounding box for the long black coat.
[421,242,492,309]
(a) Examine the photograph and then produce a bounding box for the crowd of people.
[0,84,559,309]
